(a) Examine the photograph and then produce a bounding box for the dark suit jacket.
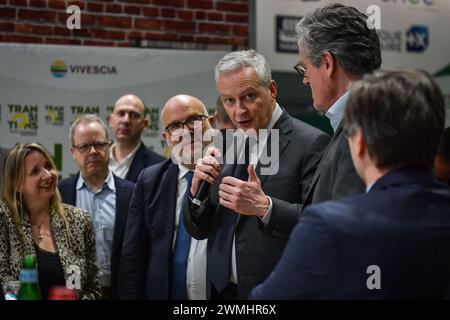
[304,122,365,205]
[58,173,135,299]
[184,110,330,298]
[118,159,179,299]
[125,142,165,183]
[250,167,450,299]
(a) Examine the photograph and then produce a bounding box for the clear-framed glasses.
[165,115,208,135]
[72,141,111,155]
[293,62,307,78]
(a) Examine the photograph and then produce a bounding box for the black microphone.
[192,129,229,207]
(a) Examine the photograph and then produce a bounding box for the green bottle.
[18,255,41,300]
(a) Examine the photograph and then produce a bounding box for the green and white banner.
[0,44,227,178]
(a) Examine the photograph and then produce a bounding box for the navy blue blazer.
[250,167,450,299]
[58,173,135,299]
[118,159,179,299]
[125,142,165,183]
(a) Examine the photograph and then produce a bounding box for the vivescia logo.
[50,59,117,78]
[51,60,68,78]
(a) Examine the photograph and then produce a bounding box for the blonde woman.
[0,143,100,300]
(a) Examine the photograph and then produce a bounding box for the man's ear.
[269,80,277,101]
[354,128,367,157]
[208,115,215,128]
[143,116,149,129]
[322,51,335,78]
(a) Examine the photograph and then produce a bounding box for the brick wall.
[0,0,249,49]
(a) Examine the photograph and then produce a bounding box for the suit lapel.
[304,122,344,204]
[148,164,178,254]
[258,111,292,186]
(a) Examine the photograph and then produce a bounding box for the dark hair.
[437,127,450,161]
[296,3,381,76]
[344,70,445,169]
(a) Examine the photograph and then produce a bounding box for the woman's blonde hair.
[1,143,69,238]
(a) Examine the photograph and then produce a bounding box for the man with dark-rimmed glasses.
[119,95,214,300]
[59,114,135,299]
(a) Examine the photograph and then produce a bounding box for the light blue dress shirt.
[76,170,116,287]
[325,91,350,133]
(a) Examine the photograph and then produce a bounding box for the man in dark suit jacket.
[108,94,164,183]
[59,114,134,299]
[250,70,450,299]
[295,4,382,205]
[119,95,214,299]
[185,50,330,299]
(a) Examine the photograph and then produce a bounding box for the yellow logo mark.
[12,113,28,129]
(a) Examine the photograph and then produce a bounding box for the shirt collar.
[177,163,193,181]
[325,91,350,133]
[110,142,141,163]
[76,170,116,192]
[267,103,283,131]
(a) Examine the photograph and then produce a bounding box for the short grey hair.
[296,3,381,76]
[214,49,272,87]
[69,114,109,146]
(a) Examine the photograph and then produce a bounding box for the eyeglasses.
[165,115,208,135]
[72,141,111,155]
[293,62,307,78]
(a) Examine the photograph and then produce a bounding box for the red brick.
[67,1,85,10]
[164,20,195,32]
[87,2,104,12]
[0,8,16,19]
[187,0,212,10]
[29,0,46,7]
[45,38,82,45]
[177,10,193,20]
[142,7,158,17]
[195,11,205,20]
[159,33,179,41]
[84,39,116,47]
[9,0,27,6]
[226,13,248,23]
[127,31,142,40]
[48,0,66,9]
[4,34,43,44]
[120,0,150,4]
[97,15,132,28]
[124,5,140,15]
[72,28,91,37]
[153,0,184,7]
[117,41,132,47]
[207,12,223,21]
[199,22,230,34]
[107,30,125,40]
[216,2,248,13]
[0,0,6,4]
[53,26,71,36]
[224,36,247,47]
[19,9,56,22]
[161,8,175,18]
[0,35,4,41]
[106,4,122,14]
[0,22,15,32]
[135,18,162,30]
[179,34,193,42]
[233,25,247,36]
[143,32,162,40]
[16,23,52,35]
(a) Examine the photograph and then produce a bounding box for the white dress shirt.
[109,143,140,179]
[325,91,350,133]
